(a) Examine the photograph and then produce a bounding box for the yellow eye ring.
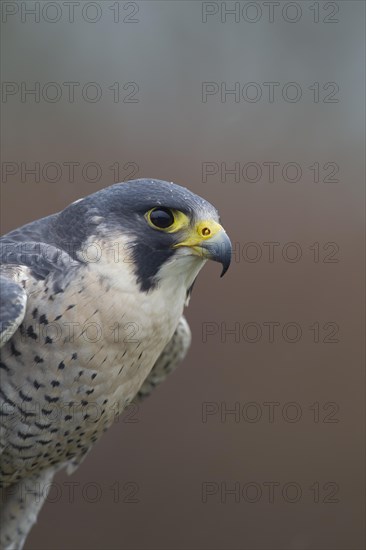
[145,208,189,233]
[146,208,175,230]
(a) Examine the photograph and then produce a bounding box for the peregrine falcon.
[0,179,231,549]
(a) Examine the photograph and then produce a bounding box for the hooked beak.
[173,219,232,277]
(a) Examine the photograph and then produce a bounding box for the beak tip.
[200,229,232,277]
[179,225,232,277]
[220,264,230,277]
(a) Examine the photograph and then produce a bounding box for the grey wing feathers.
[0,267,28,347]
[134,316,192,402]
[0,237,79,347]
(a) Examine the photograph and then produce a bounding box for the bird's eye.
[147,208,175,229]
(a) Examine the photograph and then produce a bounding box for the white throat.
[155,249,206,306]
[82,235,206,343]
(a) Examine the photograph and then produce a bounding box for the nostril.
[202,227,211,237]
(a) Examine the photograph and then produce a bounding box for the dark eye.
[148,208,175,229]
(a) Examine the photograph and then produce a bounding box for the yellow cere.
[174,219,224,249]
[195,220,222,240]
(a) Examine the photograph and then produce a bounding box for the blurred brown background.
[1,1,365,549]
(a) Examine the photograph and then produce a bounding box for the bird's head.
[54,179,232,293]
